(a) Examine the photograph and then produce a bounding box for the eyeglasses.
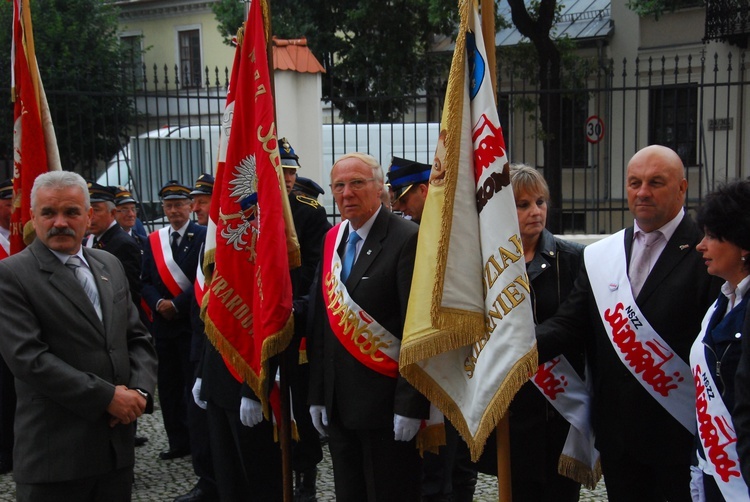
[329,178,375,194]
[116,207,138,214]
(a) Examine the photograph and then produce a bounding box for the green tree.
[213,0,451,122]
[1,0,134,176]
[626,0,703,20]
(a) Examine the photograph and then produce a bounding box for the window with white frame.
[178,28,202,88]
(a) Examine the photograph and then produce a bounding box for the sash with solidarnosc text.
[690,305,749,500]
[149,227,191,298]
[532,356,601,487]
[322,223,401,378]
[586,230,695,433]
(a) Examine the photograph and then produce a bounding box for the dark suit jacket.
[733,296,750,489]
[92,222,143,305]
[141,221,206,339]
[0,239,157,484]
[308,208,430,430]
[536,214,721,468]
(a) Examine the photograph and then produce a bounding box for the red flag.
[203,0,299,412]
[11,0,61,253]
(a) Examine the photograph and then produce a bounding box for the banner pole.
[261,3,293,500]
[479,1,509,500]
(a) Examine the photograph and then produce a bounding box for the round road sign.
[585,116,605,144]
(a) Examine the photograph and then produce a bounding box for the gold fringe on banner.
[558,454,603,490]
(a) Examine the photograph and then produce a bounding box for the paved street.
[0,405,608,501]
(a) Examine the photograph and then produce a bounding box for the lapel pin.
[366,249,372,256]
[101,276,109,282]
[679,244,690,250]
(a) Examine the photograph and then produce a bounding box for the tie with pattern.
[66,255,102,320]
[629,230,663,298]
[341,231,361,282]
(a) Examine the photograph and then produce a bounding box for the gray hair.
[31,171,90,210]
[331,152,385,184]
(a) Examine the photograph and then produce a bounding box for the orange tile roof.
[272,37,326,74]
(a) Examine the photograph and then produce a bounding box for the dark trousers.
[156,335,192,452]
[206,401,282,502]
[288,356,323,473]
[0,358,15,467]
[327,413,422,502]
[187,363,217,495]
[422,420,477,502]
[16,465,133,502]
[601,449,691,502]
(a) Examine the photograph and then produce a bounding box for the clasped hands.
[107,385,147,428]
[309,406,421,442]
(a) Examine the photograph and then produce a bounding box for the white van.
[96,125,221,222]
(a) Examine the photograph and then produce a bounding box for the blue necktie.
[341,231,361,282]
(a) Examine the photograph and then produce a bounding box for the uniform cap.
[0,179,12,200]
[159,180,191,200]
[114,186,137,206]
[293,176,325,198]
[386,157,431,201]
[190,173,215,196]
[279,137,301,169]
[87,182,116,203]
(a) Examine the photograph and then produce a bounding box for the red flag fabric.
[202,0,298,412]
[11,0,61,253]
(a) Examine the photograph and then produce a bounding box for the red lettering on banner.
[472,114,505,181]
[694,365,741,482]
[533,358,568,400]
[603,303,684,397]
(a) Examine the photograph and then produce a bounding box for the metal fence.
[4,48,749,234]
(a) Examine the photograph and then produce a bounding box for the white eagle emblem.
[220,155,261,260]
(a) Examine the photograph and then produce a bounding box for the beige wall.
[117,1,233,88]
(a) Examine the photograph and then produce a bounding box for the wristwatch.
[134,388,149,401]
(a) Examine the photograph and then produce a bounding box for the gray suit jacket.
[0,238,157,484]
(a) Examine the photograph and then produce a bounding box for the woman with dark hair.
[478,164,594,501]
[689,178,750,501]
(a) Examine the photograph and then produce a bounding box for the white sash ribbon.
[322,223,401,377]
[0,233,9,258]
[586,230,695,433]
[150,227,191,297]
[532,356,600,487]
[690,305,749,500]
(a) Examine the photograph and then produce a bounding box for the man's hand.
[393,414,421,442]
[107,385,147,427]
[192,378,207,409]
[309,405,328,437]
[156,299,177,320]
[239,397,263,427]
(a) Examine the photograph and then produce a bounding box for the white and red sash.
[322,223,401,378]
[195,243,206,306]
[532,356,601,488]
[586,230,695,433]
[690,306,749,500]
[149,227,191,298]
[0,233,9,259]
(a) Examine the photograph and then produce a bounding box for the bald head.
[626,145,687,232]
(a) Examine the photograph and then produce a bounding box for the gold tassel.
[558,454,603,490]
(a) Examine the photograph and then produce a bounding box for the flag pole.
[261,2,294,500]
[479,1,511,500]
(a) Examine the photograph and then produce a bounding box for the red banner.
[203,0,297,412]
[11,0,61,253]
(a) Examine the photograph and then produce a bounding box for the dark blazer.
[733,295,750,490]
[92,222,143,305]
[0,239,157,484]
[308,208,430,430]
[536,214,721,468]
[141,221,206,338]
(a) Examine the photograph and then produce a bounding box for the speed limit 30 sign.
[585,115,605,144]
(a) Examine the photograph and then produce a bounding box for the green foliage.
[626,0,704,20]
[0,0,135,174]
[211,0,245,46]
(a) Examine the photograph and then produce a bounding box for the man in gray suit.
[0,171,157,502]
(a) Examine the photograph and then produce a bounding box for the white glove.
[393,414,421,442]
[192,378,207,410]
[309,405,328,437]
[689,465,705,502]
[239,397,263,427]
